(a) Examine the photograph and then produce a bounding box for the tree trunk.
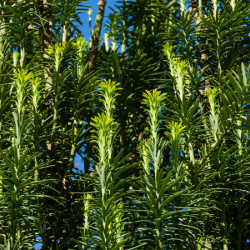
[88,0,107,72]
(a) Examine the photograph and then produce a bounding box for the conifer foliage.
[0,0,249,249]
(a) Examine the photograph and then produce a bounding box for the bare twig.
[69,21,82,34]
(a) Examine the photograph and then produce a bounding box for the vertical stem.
[41,0,52,92]
[88,0,107,71]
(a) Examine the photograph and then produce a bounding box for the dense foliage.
[0,0,249,249]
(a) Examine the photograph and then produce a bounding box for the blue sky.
[80,0,118,41]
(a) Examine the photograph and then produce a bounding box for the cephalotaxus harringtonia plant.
[163,44,198,165]
[139,89,166,249]
[0,0,249,248]
[139,89,195,249]
[141,89,166,176]
[70,37,93,164]
[81,79,127,249]
[47,38,96,164]
[163,44,209,246]
[46,40,83,169]
[163,44,199,168]
[0,68,45,249]
[164,121,202,247]
[163,39,250,248]
[70,37,98,177]
[204,65,250,249]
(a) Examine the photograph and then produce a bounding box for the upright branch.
[89,80,126,248]
[88,0,107,72]
[141,89,166,176]
[41,0,51,55]
[140,89,166,249]
[41,0,52,90]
